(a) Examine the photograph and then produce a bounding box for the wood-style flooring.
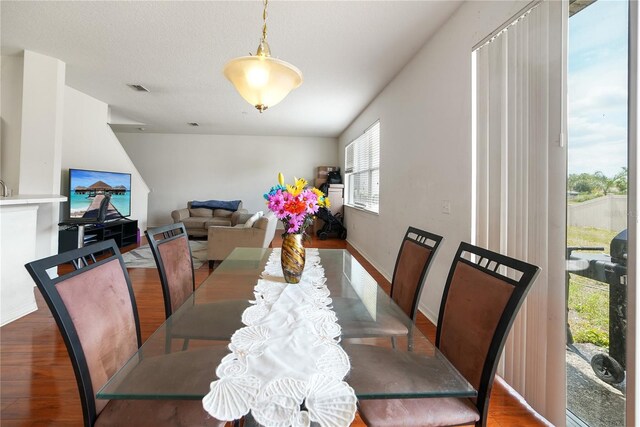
[0,235,551,426]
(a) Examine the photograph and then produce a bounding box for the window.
[345,121,380,213]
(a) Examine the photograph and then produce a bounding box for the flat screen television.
[68,168,131,220]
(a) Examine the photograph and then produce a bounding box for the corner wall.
[117,132,337,227]
[62,87,150,231]
[338,0,529,321]
[0,55,24,193]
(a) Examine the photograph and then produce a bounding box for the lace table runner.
[202,248,357,427]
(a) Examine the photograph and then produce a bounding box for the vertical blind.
[345,121,380,213]
[474,1,566,425]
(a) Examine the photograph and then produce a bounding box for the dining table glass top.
[98,248,476,400]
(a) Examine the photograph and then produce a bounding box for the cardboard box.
[317,166,338,178]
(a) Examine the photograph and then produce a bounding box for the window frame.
[344,120,380,214]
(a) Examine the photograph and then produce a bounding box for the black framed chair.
[356,241,540,427]
[338,226,443,341]
[145,223,248,349]
[24,240,224,427]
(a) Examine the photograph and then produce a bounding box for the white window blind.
[345,121,380,213]
[473,1,566,425]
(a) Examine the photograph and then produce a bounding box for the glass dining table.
[98,248,475,402]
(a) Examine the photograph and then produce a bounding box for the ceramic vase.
[281,233,305,284]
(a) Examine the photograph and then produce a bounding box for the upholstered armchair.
[207,213,278,264]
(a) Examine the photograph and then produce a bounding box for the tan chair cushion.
[359,397,480,427]
[170,300,249,340]
[157,237,193,313]
[189,208,214,218]
[57,259,138,415]
[392,240,432,318]
[333,297,409,337]
[213,208,233,218]
[205,218,232,228]
[181,217,209,230]
[439,262,514,391]
[96,399,224,427]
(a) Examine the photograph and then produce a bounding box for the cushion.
[182,217,209,229]
[191,200,241,211]
[189,208,213,218]
[359,397,480,427]
[244,211,264,228]
[96,399,224,426]
[205,218,232,228]
[213,209,233,218]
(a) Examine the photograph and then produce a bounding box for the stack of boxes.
[313,166,345,235]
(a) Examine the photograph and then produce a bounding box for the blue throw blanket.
[191,200,241,211]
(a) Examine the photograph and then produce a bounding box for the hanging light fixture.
[223,0,303,113]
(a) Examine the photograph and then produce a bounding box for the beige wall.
[338,0,529,322]
[62,87,150,231]
[117,132,338,228]
[1,55,24,193]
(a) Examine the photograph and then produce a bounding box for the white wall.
[338,0,528,322]
[0,55,24,193]
[117,132,338,228]
[568,195,628,231]
[62,87,150,231]
[19,51,66,261]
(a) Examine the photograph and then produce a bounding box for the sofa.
[171,201,249,237]
[207,212,278,263]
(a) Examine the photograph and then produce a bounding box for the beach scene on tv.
[69,169,131,220]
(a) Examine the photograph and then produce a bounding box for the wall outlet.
[441,200,451,214]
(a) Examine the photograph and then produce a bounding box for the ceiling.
[1,1,461,137]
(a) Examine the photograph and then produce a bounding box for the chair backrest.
[256,212,278,247]
[436,242,540,427]
[390,226,443,321]
[145,222,195,318]
[24,240,141,427]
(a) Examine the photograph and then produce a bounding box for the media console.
[58,219,138,253]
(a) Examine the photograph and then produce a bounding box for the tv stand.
[58,219,138,253]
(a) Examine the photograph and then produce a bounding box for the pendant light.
[223,0,303,113]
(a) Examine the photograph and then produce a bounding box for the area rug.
[122,240,208,269]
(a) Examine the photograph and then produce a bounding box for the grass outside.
[567,226,621,348]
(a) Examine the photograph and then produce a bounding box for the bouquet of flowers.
[264,173,330,234]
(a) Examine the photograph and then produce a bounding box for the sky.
[70,169,131,189]
[568,0,628,177]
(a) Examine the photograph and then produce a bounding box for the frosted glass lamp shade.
[223,55,303,111]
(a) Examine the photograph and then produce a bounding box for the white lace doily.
[202,248,357,427]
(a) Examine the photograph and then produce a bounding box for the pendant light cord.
[262,0,268,41]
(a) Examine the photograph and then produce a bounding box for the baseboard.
[345,238,392,282]
[1,300,38,327]
[418,300,438,325]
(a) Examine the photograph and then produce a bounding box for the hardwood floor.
[0,236,551,426]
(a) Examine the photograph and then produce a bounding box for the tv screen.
[69,169,131,220]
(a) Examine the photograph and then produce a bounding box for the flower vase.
[281,233,305,284]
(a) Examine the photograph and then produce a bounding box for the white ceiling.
[1,1,461,137]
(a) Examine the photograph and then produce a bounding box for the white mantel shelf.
[0,194,66,206]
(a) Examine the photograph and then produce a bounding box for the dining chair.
[357,241,540,427]
[24,240,224,427]
[145,223,247,349]
[339,226,443,341]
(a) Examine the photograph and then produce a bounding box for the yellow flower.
[278,172,285,186]
[286,184,301,196]
[324,197,331,209]
[295,178,307,190]
[311,188,324,199]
